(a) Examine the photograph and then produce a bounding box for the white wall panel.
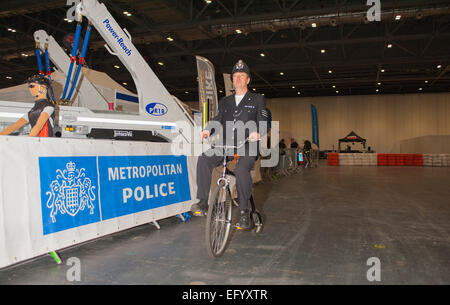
[267,93,450,153]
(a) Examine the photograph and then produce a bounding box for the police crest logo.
[45,161,96,222]
[39,156,101,235]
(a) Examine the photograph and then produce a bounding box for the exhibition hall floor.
[1,161,449,285]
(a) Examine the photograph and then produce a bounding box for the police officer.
[0,74,55,137]
[191,60,268,230]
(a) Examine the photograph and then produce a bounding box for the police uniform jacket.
[205,90,268,155]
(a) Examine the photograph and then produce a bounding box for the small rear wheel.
[251,211,263,234]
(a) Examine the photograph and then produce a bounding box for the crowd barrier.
[0,136,198,268]
[326,153,450,167]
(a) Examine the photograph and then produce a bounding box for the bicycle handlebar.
[210,137,260,150]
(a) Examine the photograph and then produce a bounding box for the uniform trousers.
[196,149,256,211]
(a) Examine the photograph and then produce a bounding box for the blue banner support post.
[311,104,319,148]
[177,212,191,222]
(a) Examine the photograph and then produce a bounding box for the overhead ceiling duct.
[210,6,450,37]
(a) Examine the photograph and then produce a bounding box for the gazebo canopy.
[339,131,366,151]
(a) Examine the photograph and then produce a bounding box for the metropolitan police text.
[107,163,183,204]
[108,163,182,181]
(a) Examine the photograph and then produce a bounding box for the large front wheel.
[205,184,233,258]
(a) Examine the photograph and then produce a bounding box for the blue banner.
[39,155,191,234]
[98,155,191,221]
[311,104,319,148]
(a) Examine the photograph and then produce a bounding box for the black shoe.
[190,199,208,216]
[236,210,250,230]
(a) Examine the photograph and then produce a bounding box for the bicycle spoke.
[206,186,232,257]
[212,199,226,252]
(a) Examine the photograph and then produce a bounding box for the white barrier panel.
[0,136,198,268]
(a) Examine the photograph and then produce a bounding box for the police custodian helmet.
[231,59,250,77]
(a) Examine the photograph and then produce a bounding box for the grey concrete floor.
[1,161,449,285]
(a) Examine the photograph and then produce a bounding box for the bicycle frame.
[205,138,263,257]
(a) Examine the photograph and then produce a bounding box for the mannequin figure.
[0,74,55,137]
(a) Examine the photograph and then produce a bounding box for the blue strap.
[35,48,51,100]
[35,48,44,75]
[66,24,91,101]
[44,49,56,102]
[61,22,82,100]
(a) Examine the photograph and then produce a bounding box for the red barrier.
[327,153,339,166]
[377,153,423,166]
[396,154,405,166]
[404,154,414,166]
[329,153,424,166]
[413,154,423,166]
[387,154,396,166]
[377,154,388,166]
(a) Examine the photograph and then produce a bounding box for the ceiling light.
[311,23,317,28]
[291,86,295,89]
[205,0,212,3]
[419,88,423,91]
[280,72,284,75]
[376,89,379,92]
[185,91,189,94]
[377,82,381,85]
[437,64,442,69]
[328,70,333,74]
[416,11,423,20]
[21,53,28,57]
[261,93,265,96]
[395,15,402,20]
[6,76,12,79]
[387,44,392,48]
[126,13,132,17]
[235,29,242,34]
[260,53,265,57]
[425,80,429,83]
[297,91,301,95]
[114,65,120,69]
[321,49,326,54]
[158,62,164,66]
[381,69,385,73]
[123,11,129,15]
[122,82,127,85]
[252,88,256,91]
[332,85,336,88]
[166,36,174,42]
[11,29,16,32]
[219,90,223,93]
[336,90,339,93]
